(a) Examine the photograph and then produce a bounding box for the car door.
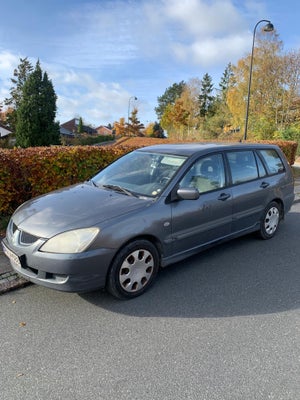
[170,153,233,257]
[226,150,271,233]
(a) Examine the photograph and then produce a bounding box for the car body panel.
[13,183,153,238]
[170,187,233,256]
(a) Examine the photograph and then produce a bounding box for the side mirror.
[176,187,200,200]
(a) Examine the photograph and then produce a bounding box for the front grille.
[12,222,18,234]
[20,230,40,245]
[9,220,40,245]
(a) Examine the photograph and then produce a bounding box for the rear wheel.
[258,201,281,240]
[107,240,159,299]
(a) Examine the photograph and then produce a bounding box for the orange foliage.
[1,138,297,214]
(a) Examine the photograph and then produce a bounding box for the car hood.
[12,183,153,238]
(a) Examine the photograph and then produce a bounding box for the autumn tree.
[127,108,144,136]
[160,100,191,140]
[16,61,60,147]
[225,29,300,139]
[113,117,126,136]
[155,81,186,120]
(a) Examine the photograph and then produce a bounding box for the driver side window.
[179,154,226,193]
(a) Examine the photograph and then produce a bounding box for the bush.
[0,138,297,215]
[0,145,130,214]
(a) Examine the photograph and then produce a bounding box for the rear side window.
[227,151,258,184]
[258,149,285,174]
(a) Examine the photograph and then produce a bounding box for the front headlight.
[40,228,99,254]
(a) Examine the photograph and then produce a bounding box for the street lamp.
[243,20,274,141]
[128,96,137,124]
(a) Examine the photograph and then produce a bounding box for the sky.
[0,0,300,128]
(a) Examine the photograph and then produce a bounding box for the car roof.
[137,142,279,157]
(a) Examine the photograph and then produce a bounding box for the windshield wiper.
[102,184,138,197]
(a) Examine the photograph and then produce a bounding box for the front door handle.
[218,192,231,201]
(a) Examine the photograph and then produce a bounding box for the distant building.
[59,126,75,138]
[60,118,97,135]
[96,125,114,136]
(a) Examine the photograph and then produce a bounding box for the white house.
[0,124,12,138]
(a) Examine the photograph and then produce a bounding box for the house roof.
[59,126,75,137]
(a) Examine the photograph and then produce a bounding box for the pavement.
[1,162,300,295]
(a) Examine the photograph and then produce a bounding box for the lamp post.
[243,19,274,141]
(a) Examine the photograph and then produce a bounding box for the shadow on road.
[80,210,300,318]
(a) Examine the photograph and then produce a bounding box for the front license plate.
[2,243,22,268]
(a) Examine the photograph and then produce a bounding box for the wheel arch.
[106,234,163,279]
[269,198,284,219]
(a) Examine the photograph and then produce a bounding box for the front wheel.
[107,240,159,299]
[258,201,281,240]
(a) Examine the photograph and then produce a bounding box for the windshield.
[92,151,187,198]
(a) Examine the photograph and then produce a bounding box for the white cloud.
[163,0,244,36]
[49,66,132,125]
[0,51,20,96]
[0,0,265,125]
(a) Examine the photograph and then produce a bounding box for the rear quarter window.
[258,149,285,175]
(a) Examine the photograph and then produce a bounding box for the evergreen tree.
[198,73,215,118]
[219,63,234,99]
[16,61,60,147]
[4,57,33,131]
[78,117,83,134]
[155,81,186,120]
[152,122,164,138]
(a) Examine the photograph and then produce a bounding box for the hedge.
[0,145,131,214]
[0,139,297,215]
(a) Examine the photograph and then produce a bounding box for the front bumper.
[2,237,115,292]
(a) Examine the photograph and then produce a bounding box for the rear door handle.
[218,193,231,201]
[260,182,270,189]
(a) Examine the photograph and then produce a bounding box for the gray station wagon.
[2,143,295,299]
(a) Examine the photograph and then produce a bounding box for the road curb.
[0,271,30,294]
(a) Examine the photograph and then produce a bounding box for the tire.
[258,201,281,240]
[107,240,159,299]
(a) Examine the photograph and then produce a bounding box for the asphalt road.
[1,203,300,400]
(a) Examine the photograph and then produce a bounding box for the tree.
[16,61,60,147]
[219,63,234,100]
[155,81,186,120]
[113,117,126,136]
[205,64,234,137]
[152,122,164,138]
[127,108,144,136]
[4,57,33,131]
[160,100,190,140]
[225,30,300,139]
[78,117,83,134]
[198,73,215,118]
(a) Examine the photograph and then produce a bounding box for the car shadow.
[80,210,300,318]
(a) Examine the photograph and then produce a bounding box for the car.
[2,143,295,299]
